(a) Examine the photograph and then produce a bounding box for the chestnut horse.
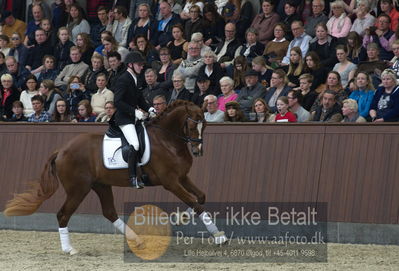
[3,100,227,255]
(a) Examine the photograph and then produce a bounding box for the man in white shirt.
[282,21,312,65]
[204,94,224,123]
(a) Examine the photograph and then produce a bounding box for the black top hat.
[197,75,210,82]
[124,51,146,64]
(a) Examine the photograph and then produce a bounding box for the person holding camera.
[65,76,91,116]
[363,14,395,61]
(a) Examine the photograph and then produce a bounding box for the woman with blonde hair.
[327,0,352,38]
[264,69,291,113]
[349,71,375,119]
[285,46,304,88]
[341,99,367,122]
[251,56,273,87]
[369,69,399,122]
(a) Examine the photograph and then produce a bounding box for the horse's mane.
[150,100,198,124]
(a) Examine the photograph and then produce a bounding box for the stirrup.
[130,177,144,189]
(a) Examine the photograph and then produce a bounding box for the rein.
[149,116,203,144]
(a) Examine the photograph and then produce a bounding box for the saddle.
[102,121,151,170]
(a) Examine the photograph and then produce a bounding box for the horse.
[3,100,227,255]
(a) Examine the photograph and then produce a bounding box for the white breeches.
[119,124,139,151]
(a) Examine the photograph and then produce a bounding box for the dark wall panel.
[0,123,398,225]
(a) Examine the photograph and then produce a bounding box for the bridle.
[183,116,204,144]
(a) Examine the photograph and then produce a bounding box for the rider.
[112,51,156,189]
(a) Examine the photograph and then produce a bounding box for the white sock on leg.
[199,212,219,235]
[113,218,139,241]
[58,227,73,253]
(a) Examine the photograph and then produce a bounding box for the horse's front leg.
[180,176,206,204]
[164,180,227,245]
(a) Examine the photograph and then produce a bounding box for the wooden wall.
[0,123,398,225]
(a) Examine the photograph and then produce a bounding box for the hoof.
[69,248,79,255]
[127,238,146,250]
[213,231,228,245]
[63,247,78,256]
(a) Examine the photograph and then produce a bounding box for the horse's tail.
[3,152,59,216]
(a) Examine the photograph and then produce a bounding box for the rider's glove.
[148,107,157,118]
[135,109,146,121]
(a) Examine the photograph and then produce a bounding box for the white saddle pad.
[102,127,151,169]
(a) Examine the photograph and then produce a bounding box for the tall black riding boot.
[128,148,144,189]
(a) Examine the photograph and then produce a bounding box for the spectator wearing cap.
[224,101,246,122]
[237,70,267,114]
[191,75,218,107]
[250,0,280,45]
[1,11,26,41]
[214,22,242,69]
[197,49,223,93]
[203,94,224,123]
[176,41,204,93]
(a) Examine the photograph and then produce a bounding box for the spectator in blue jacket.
[369,69,399,122]
[349,71,375,120]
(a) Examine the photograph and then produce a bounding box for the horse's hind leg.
[181,176,206,204]
[91,183,143,247]
[57,185,91,255]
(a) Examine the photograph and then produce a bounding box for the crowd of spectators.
[1,0,399,123]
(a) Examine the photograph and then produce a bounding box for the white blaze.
[197,122,203,152]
